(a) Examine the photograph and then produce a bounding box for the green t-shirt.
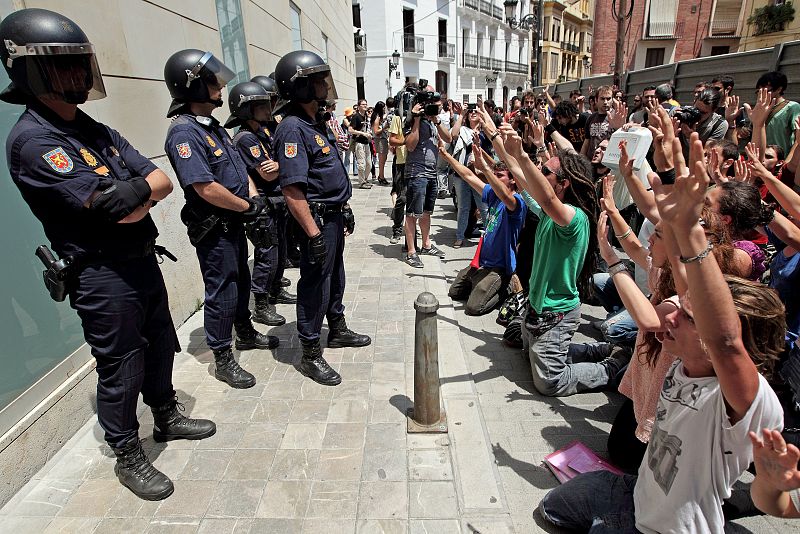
[766,99,800,156]
[522,192,589,314]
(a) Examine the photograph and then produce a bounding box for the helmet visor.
[309,71,338,102]
[192,51,235,89]
[26,52,106,103]
[238,93,273,116]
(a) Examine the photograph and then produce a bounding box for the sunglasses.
[542,166,553,176]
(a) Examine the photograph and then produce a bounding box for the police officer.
[273,50,371,386]
[1,8,215,501]
[163,49,278,390]
[225,80,295,329]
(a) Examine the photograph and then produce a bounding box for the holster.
[35,245,74,302]
[245,211,278,248]
[181,205,226,246]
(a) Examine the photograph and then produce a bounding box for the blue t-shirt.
[478,185,526,275]
[767,228,800,335]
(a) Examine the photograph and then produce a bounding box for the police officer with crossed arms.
[273,50,371,385]
[225,79,295,328]
[163,49,279,390]
[1,8,215,501]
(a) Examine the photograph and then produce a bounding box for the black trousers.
[70,255,178,448]
[295,212,346,344]
[251,207,287,296]
[607,398,648,473]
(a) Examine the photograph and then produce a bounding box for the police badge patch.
[176,142,192,159]
[79,148,98,167]
[206,135,216,148]
[285,143,298,158]
[314,134,325,147]
[42,147,74,173]
[250,145,261,158]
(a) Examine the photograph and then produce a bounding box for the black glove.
[89,177,151,222]
[308,232,327,265]
[240,195,266,222]
[343,205,355,235]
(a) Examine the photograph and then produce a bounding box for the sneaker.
[359,182,373,189]
[389,231,402,244]
[405,253,424,268]
[420,244,445,258]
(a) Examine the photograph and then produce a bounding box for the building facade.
[352,0,458,105]
[457,0,531,110]
[739,0,800,52]
[536,0,594,86]
[591,0,746,75]
[0,0,356,506]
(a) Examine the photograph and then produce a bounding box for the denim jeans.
[521,306,614,396]
[540,471,639,533]
[454,175,487,241]
[601,309,638,347]
[592,272,624,314]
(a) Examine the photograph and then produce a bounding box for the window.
[290,2,302,50]
[352,2,362,28]
[322,33,329,62]
[357,76,365,100]
[487,87,494,101]
[710,45,730,56]
[543,17,550,41]
[435,70,448,94]
[644,47,665,68]
[214,0,250,86]
[549,52,558,79]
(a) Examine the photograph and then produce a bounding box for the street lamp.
[504,0,543,86]
[389,50,400,75]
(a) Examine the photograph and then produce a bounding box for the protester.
[371,100,390,186]
[349,99,373,188]
[757,71,800,156]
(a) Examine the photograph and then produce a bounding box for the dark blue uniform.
[273,108,351,343]
[6,102,178,449]
[165,114,252,352]
[232,125,286,296]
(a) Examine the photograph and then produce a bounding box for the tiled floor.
[0,172,792,533]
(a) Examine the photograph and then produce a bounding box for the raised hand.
[745,87,776,127]
[499,124,524,157]
[733,157,753,184]
[749,428,800,492]
[653,133,709,230]
[451,101,463,115]
[608,100,628,131]
[596,211,619,264]
[600,174,619,215]
[725,94,741,124]
[745,143,776,183]
[618,140,635,179]
[708,148,726,185]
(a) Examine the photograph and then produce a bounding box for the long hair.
[371,100,385,127]
[558,150,598,301]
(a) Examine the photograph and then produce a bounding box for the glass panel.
[290,2,303,51]
[0,67,85,413]
[215,0,250,87]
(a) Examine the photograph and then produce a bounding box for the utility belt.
[34,242,176,302]
[265,195,287,215]
[306,202,355,236]
[309,202,344,217]
[181,204,239,246]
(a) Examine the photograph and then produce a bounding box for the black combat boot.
[213,348,256,388]
[113,440,173,501]
[234,321,280,350]
[269,287,297,304]
[280,276,291,287]
[252,293,286,326]
[151,397,216,443]
[298,341,342,386]
[326,315,372,348]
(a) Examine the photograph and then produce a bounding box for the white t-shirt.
[634,361,783,533]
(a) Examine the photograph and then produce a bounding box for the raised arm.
[618,139,659,223]
[600,174,649,268]
[472,136,517,212]
[436,140,484,195]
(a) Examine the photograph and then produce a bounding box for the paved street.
[0,174,792,534]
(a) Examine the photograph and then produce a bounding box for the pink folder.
[544,440,624,484]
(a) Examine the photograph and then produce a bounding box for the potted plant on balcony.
[748,1,795,36]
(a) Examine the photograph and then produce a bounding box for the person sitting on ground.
[539,132,786,533]
[439,136,526,315]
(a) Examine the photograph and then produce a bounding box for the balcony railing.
[464,0,479,11]
[711,18,739,35]
[403,34,424,55]
[463,53,478,69]
[354,34,366,53]
[561,42,579,53]
[646,21,684,39]
[479,55,492,69]
[504,60,528,74]
[438,41,456,60]
[491,58,504,71]
[492,4,503,20]
[479,0,492,16]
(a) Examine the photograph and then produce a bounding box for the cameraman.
[403,91,455,268]
[678,88,727,158]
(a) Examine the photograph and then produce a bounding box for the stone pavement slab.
[0,172,785,533]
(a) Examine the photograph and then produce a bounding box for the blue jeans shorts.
[406,175,438,217]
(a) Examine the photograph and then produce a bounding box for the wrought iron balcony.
[463,53,479,69]
[491,58,504,71]
[479,55,492,69]
[504,60,528,74]
[403,34,424,55]
[711,18,739,36]
[645,21,684,39]
[464,0,479,11]
[354,33,366,53]
[438,42,456,60]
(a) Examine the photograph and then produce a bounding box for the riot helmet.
[250,75,277,95]
[273,50,337,104]
[163,49,235,117]
[0,8,106,105]
[224,81,272,128]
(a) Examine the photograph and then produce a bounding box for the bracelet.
[489,131,501,141]
[614,227,632,240]
[608,262,628,276]
[679,242,714,264]
[536,146,547,154]
[607,260,623,270]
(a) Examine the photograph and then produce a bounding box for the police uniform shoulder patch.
[176,142,192,159]
[42,147,74,173]
[314,134,326,147]
[285,143,298,158]
[79,148,98,167]
[250,145,261,158]
[206,135,216,148]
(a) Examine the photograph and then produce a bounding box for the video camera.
[414,90,442,117]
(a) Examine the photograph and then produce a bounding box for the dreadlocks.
[557,150,598,301]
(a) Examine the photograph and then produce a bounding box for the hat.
[344,106,354,117]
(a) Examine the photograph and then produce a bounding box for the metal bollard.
[407,291,447,433]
